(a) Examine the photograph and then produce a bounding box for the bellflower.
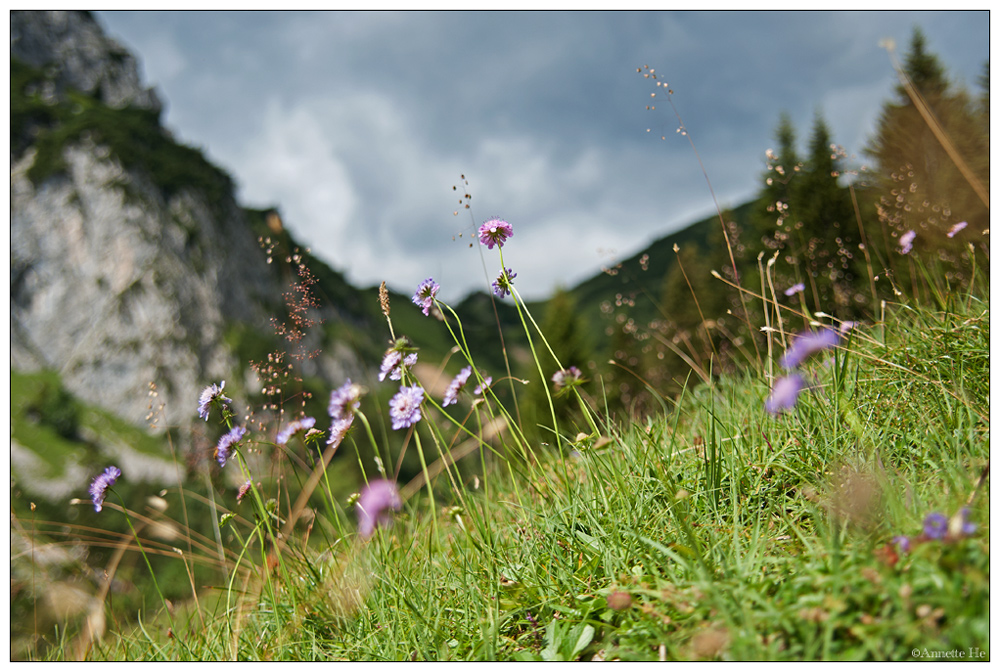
[443,366,473,407]
[492,268,517,299]
[922,512,948,540]
[779,329,839,370]
[275,416,316,445]
[898,229,916,255]
[765,374,806,414]
[478,218,513,249]
[356,479,402,539]
[412,278,440,316]
[946,221,967,238]
[389,385,424,430]
[89,466,121,512]
[197,381,231,421]
[215,426,247,467]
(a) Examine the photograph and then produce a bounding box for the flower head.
[215,426,247,467]
[892,535,911,554]
[389,385,424,430]
[443,366,473,407]
[197,381,231,421]
[329,380,363,421]
[473,376,493,396]
[765,373,806,414]
[478,218,513,250]
[492,268,517,299]
[412,278,440,316]
[89,466,121,512]
[327,415,354,448]
[922,512,948,540]
[237,480,254,503]
[949,507,977,538]
[784,283,805,297]
[551,366,584,392]
[898,229,916,255]
[356,479,402,539]
[779,329,839,370]
[946,221,967,238]
[275,416,316,445]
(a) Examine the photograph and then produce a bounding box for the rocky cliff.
[10,11,366,494]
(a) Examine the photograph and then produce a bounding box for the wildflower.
[551,366,584,392]
[946,221,967,238]
[478,217,513,250]
[898,229,916,255]
[892,535,911,554]
[922,512,948,540]
[492,267,517,299]
[412,277,440,316]
[356,479,402,539]
[949,507,977,537]
[607,591,633,611]
[784,283,805,297]
[275,416,316,445]
[237,480,254,503]
[779,329,839,369]
[443,366,473,407]
[473,375,493,396]
[765,373,805,414]
[380,351,417,382]
[197,381,231,421]
[89,466,121,512]
[389,385,424,430]
[327,415,353,448]
[215,426,247,467]
[328,379,363,421]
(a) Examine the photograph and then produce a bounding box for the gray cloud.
[96,10,988,301]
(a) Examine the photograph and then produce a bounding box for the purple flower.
[412,278,440,316]
[784,283,805,297]
[552,366,584,392]
[898,229,916,255]
[492,268,517,299]
[473,376,493,396]
[389,385,424,430]
[275,416,316,445]
[379,350,402,382]
[356,479,402,539]
[765,374,806,414]
[237,480,254,503]
[779,329,839,370]
[215,426,247,467]
[197,381,231,422]
[89,466,121,512]
[922,512,948,540]
[443,366,473,407]
[946,221,967,238]
[328,380,363,421]
[949,507,977,537]
[327,415,354,448]
[478,218,513,250]
[892,535,911,554]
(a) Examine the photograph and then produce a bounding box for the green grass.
[23,281,985,662]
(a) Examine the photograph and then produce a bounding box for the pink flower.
[478,218,513,250]
[357,479,402,539]
[947,221,968,238]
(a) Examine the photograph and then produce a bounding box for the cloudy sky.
[95,10,989,302]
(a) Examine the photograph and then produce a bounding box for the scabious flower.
[197,381,232,421]
[237,480,254,503]
[898,229,916,255]
[443,366,473,407]
[473,376,493,396]
[779,329,839,370]
[275,416,316,445]
[923,512,948,540]
[765,373,806,414]
[784,282,805,297]
[478,217,513,249]
[492,267,517,299]
[329,380,363,420]
[356,479,402,539]
[946,221,968,238]
[552,366,584,392]
[215,426,247,467]
[389,385,424,430]
[379,350,417,382]
[412,277,440,316]
[89,466,121,512]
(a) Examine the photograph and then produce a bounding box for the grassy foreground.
[64,277,988,662]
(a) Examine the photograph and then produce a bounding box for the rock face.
[10,11,364,457]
